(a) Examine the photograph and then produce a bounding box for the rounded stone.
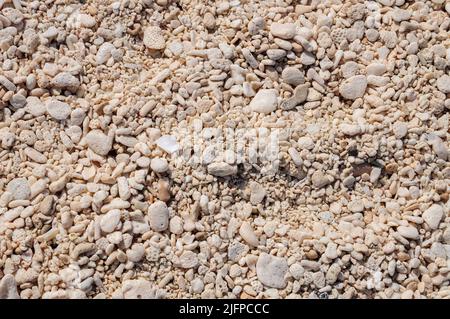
[281,67,305,86]
[150,158,169,173]
[46,99,71,120]
[148,201,169,232]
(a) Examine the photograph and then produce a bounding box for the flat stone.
[100,209,121,233]
[281,67,305,86]
[148,201,169,232]
[46,99,71,120]
[121,279,163,299]
[51,72,80,91]
[256,253,288,288]
[422,204,443,230]
[249,89,278,113]
[85,130,112,156]
[270,23,296,39]
[339,75,367,100]
[6,178,31,200]
[178,251,199,269]
[266,49,286,61]
[155,135,179,154]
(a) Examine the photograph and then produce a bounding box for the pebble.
[148,201,169,232]
[96,42,115,65]
[281,67,305,86]
[178,251,199,269]
[239,221,259,247]
[6,178,31,200]
[85,130,112,156]
[339,75,367,100]
[51,72,80,91]
[100,209,121,233]
[436,75,450,94]
[397,226,419,240]
[270,23,296,39]
[311,171,331,188]
[207,162,237,177]
[249,89,278,114]
[256,253,288,289]
[143,26,165,50]
[151,158,169,173]
[46,99,71,121]
[155,135,179,154]
[121,279,164,299]
[340,123,362,136]
[422,204,443,230]
[249,182,266,204]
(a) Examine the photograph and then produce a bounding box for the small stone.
[191,278,204,293]
[51,72,80,91]
[46,99,71,121]
[38,195,54,215]
[239,221,259,247]
[151,158,169,173]
[248,17,265,35]
[366,63,387,76]
[339,75,367,100]
[78,14,96,28]
[326,264,341,284]
[422,204,443,230]
[0,75,16,91]
[270,23,296,39]
[300,52,315,65]
[100,209,121,233]
[85,130,112,156]
[256,253,288,289]
[397,225,419,240]
[10,94,27,109]
[96,42,115,65]
[6,178,31,200]
[298,136,314,150]
[249,89,278,113]
[148,201,169,232]
[126,243,145,262]
[0,274,20,299]
[155,135,179,153]
[266,49,286,61]
[340,123,362,136]
[311,171,331,188]
[281,67,305,86]
[207,162,237,177]
[249,181,266,204]
[436,75,450,94]
[179,251,199,269]
[393,121,408,139]
[203,12,216,30]
[341,61,359,78]
[426,134,448,161]
[348,200,364,213]
[121,279,164,299]
[143,26,165,50]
